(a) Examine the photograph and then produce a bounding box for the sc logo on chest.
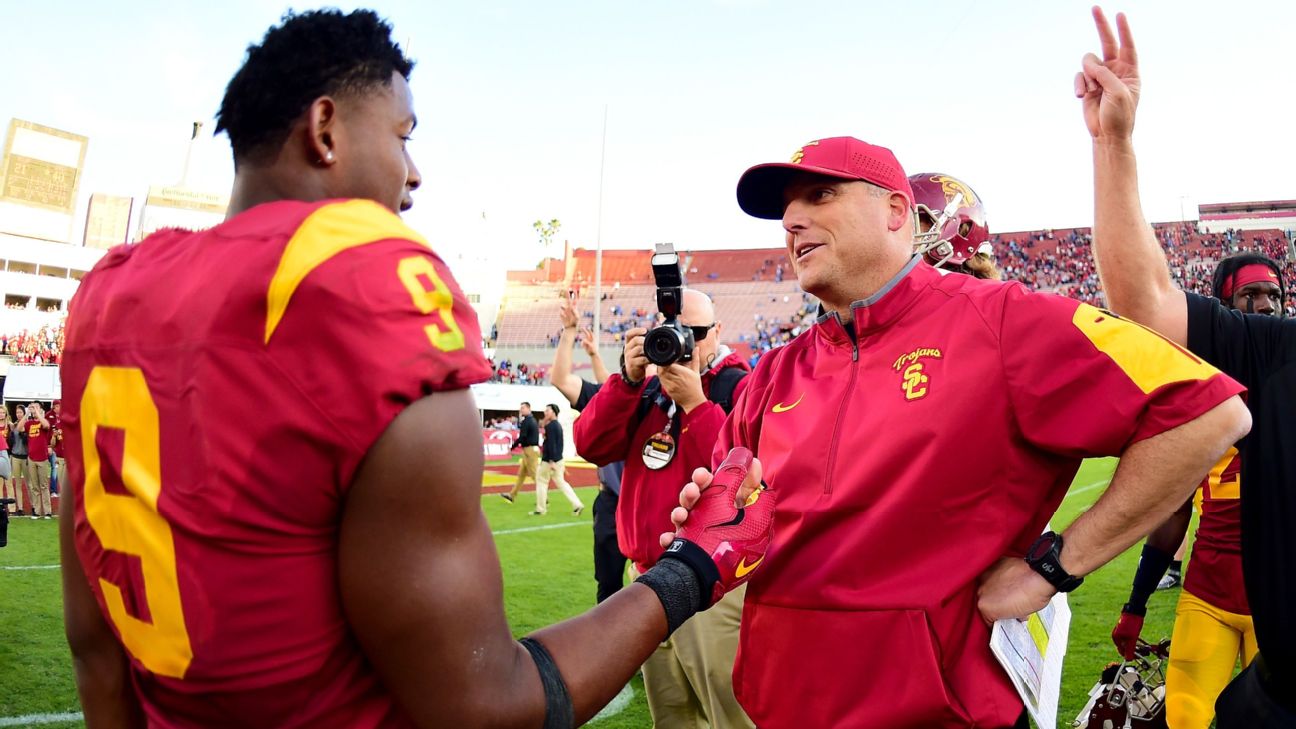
[892,347,942,401]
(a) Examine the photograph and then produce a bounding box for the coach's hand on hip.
[975,558,1055,624]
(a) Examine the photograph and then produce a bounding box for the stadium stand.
[490,224,1294,372]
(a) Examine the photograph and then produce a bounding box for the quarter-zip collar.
[814,255,931,347]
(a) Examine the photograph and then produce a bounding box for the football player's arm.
[60,491,145,728]
[340,389,671,727]
[1080,7,1188,345]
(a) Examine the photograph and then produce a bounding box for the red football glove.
[660,447,775,606]
[1111,610,1145,661]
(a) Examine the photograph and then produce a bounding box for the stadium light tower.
[593,105,608,345]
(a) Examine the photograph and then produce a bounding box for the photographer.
[574,274,752,728]
[16,402,52,519]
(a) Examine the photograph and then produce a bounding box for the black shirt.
[574,379,600,412]
[1186,292,1296,680]
[517,414,540,448]
[542,420,564,463]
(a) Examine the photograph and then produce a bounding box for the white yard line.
[491,522,586,536]
[1063,478,1111,501]
[589,683,634,723]
[0,711,83,727]
[0,564,59,571]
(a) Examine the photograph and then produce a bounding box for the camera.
[643,243,694,366]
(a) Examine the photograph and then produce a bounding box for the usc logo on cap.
[790,140,819,164]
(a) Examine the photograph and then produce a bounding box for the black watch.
[1024,531,1084,593]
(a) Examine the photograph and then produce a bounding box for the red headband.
[1222,264,1281,300]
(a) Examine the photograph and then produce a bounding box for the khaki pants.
[1,455,21,512]
[508,446,541,499]
[27,459,52,517]
[642,582,753,729]
[9,457,28,512]
[534,460,582,514]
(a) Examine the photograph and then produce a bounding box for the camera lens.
[644,327,684,366]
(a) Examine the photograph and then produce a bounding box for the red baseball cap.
[736,136,914,220]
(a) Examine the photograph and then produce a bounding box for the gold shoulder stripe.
[265,200,429,343]
[1206,446,1241,500]
[1070,303,1219,395]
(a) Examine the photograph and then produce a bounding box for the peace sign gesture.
[1075,6,1140,142]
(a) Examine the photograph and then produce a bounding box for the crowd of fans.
[1,323,65,365]
[997,225,1295,315]
[735,292,818,368]
[488,357,550,385]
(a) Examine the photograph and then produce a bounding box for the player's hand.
[579,326,598,357]
[1075,6,1140,142]
[559,298,579,330]
[622,328,649,383]
[657,364,705,413]
[1111,610,1145,661]
[657,448,774,606]
[976,558,1056,623]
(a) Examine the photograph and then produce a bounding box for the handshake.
[651,448,776,609]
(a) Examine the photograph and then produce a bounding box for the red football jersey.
[61,199,490,727]
[1185,448,1248,614]
[715,259,1243,729]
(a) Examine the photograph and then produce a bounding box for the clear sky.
[1,0,1291,274]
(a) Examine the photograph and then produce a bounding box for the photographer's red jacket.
[574,351,750,571]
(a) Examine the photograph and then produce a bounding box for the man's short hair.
[547,404,561,417]
[1211,253,1284,302]
[215,9,414,165]
[520,402,531,409]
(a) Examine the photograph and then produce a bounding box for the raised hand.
[1075,6,1140,142]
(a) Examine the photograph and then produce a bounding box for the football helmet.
[909,173,991,269]
[1073,640,1170,729]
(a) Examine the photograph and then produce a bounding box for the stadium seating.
[487,225,1293,379]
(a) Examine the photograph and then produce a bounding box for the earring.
[323,151,335,163]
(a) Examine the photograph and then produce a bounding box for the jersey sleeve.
[998,285,1244,457]
[1186,291,1296,390]
[265,201,491,487]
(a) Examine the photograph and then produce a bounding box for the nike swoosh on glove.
[659,447,776,606]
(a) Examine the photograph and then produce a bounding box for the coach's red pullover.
[716,257,1242,729]
[575,351,750,571]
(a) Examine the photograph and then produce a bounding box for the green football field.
[0,457,1195,728]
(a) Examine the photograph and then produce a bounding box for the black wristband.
[658,538,721,603]
[1127,543,1174,614]
[519,637,574,729]
[636,555,705,635]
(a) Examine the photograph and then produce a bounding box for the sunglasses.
[688,323,716,341]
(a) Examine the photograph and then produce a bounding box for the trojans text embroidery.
[893,347,942,401]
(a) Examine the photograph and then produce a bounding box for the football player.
[1081,7,1296,726]
[1111,255,1283,728]
[58,10,773,727]
[909,172,1001,280]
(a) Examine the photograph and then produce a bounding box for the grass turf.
[0,458,1198,727]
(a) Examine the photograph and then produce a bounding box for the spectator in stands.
[1080,10,1293,725]
[549,298,626,602]
[502,402,540,504]
[0,408,15,516]
[575,288,753,729]
[532,404,583,516]
[17,402,53,519]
